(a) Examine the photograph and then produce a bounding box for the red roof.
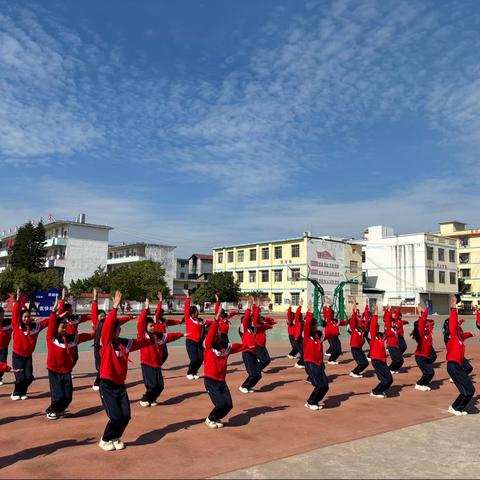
[191,253,213,261]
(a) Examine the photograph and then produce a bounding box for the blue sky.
[1,0,480,255]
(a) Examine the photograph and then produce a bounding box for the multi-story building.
[213,233,363,312]
[439,221,480,311]
[360,225,457,314]
[0,214,111,286]
[107,242,176,292]
[172,254,213,295]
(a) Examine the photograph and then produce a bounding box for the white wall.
[145,245,176,293]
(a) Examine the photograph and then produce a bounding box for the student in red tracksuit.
[138,298,184,407]
[45,300,94,419]
[92,288,133,391]
[253,304,276,372]
[0,306,13,385]
[286,306,299,358]
[184,290,211,380]
[214,294,237,348]
[369,305,393,398]
[303,301,329,410]
[394,305,409,354]
[154,292,184,366]
[411,305,435,391]
[98,291,156,452]
[11,289,49,400]
[204,312,246,428]
[446,296,478,416]
[384,307,404,374]
[239,300,262,393]
[324,305,342,364]
[349,306,369,378]
[293,300,305,368]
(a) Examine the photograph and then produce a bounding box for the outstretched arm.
[101,291,122,346]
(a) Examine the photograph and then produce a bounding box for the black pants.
[387,346,404,372]
[372,359,393,394]
[186,339,204,376]
[305,362,329,405]
[47,370,73,414]
[398,335,407,354]
[294,337,305,366]
[429,347,438,364]
[415,355,435,386]
[205,377,233,421]
[162,344,169,366]
[288,335,299,357]
[327,336,342,362]
[256,346,271,371]
[463,358,473,375]
[12,352,34,396]
[351,347,369,375]
[0,348,7,380]
[220,333,229,350]
[100,379,131,441]
[241,351,262,390]
[94,345,101,386]
[72,347,79,369]
[448,361,475,412]
[141,364,164,403]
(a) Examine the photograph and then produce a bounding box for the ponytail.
[410,320,420,343]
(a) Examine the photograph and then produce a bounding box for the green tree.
[70,266,111,295]
[35,269,64,291]
[244,290,270,300]
[191,272,241,305]
[0,267,64,300]
[9,221,47,273]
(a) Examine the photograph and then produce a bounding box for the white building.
[0,214,112,286]
[107,243,176,292]
[172,254,213,295]
[360,225,458,314]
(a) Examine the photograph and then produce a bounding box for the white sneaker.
[294,363,305,369]
[390,370,399,375]
[325,353,331,357]
[423,385,431,391]
[287,354,295,359]
[149,402,158,407]
[349,372,363,378]
[10,394,20,401]
[449,378,454,383]
[92,385,100,391]
[139,401,150,407]
[112,438,125,450]
[0,380,4,386]
[461,410,468,416]
[205,418,218,429]
[20,395,28,400]
[448,405,463,416]
[415,384,426,391]
[328,361,339,365]
[99,439,115,451]
[193,375,200,380]
[186,374,195,380]
[248,389,255,393]
[214,421,224,428]
[304,402,321,410]
[238,386,249,394]
[370,392,386,399]
[367,356,371,362]
[46,412,59,420]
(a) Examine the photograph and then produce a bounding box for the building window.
[362,251,366,263]
[427,269,434,283]
[291,244,300,258]
[459,253,470,264]
[274,269,282,282]
[261,270,269,282]
[237,271,244,283]
[184,284,189,290]
[438,248,445,261]
[350,283,359,295]
[426,246,433,261]
[291,293,300,306]
[227,251,234,263]
[291,268,300,281]
[237,250,244,262]
[249,249,257,261]
[439,271,445,284]
[450,272,456,284]
[180,273,185,279]
[249,270,256,282]
[460,237,469,247]
[449,250,455,263]
[261,247,269,260]
[218,253,223,263]
[274,293,282,305]
[460,269,471,279]
[274,246,282,259]
[350,260,358,274]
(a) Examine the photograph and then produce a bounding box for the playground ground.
[0,315,478,479]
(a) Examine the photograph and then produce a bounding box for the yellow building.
[213,233,363,312]
[440,221,480,311]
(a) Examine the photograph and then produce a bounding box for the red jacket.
[369,315,387,362]
[58,300,91,335]
[349,308,365,348]
[100,308,153,385]
[476,310,480,330]
[293,306,303,340]
[46,312,94,373]
[0,361,11,374]
[137,309,183,367]
[184,298,210,343]
[214,301,236,335]
[241,309,256,354]
[0,317,13,350]
[11,301,48,357]
[393,307,408,337]
[253,307,274,347]
[324,306,339,339]
[286,307,295,336]
[415,309,433,358]
[204,321,243,382]
[153,301,183,334]
[303,312,324,366]
[446,308,473,363]
[384,308,399,348]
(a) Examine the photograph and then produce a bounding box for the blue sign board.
[35,288,62,317]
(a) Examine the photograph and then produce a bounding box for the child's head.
[190,305,199,319]
[21,308,32,324]
[98,310,106,321]
[145,317,156,334]
[64,303,73,315]
[57,319,67,336]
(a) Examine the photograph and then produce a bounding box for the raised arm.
[214,294,221,316]
[155,292,163,321]
[91,288,99,329]
[206,318,219,350]
[101,291,121,346]
[449,295,458,341]
[369,307,378,339]
[184,290,190,321]
[137,298,149,338]
[418,304,428,335]
[303,301,314,338]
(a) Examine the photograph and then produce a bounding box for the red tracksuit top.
[11,301,48,357]
[0,317,13,350]
[184,298,209,343]
[241,309,256,354]
[153,301,183,334]
[446,308,473,364]
[100,308,153,385]
[58,300,91,335]
[252,306,274,347]
[476,310,480,330]
[369,314,387,363]
[293,306,303,340]
[214,301,237,335]
[384,308,399,348]
[286,307,295,336]
[46,312,94,374]
[204,321,243,382]
[393,307,408,337]
[137,308,183,368]
[324,306,340,338]
[349,309,365,348]
[303,312,324,366]
[0,361,11,374]
[415,308,433,358]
